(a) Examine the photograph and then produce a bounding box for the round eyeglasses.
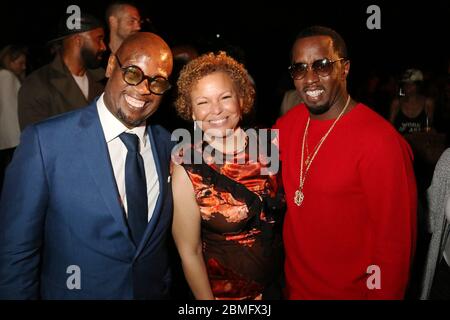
[288,58,346,80]
[115,55,171,95]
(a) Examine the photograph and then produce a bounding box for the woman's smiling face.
[190,71,243,138]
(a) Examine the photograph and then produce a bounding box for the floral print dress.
[180,131,285,299]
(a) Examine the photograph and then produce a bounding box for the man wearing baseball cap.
[18,12,107,130]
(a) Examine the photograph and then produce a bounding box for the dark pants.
[430,258,450,300]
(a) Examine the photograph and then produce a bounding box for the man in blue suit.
[0,32,174,299]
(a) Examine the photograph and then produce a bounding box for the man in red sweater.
[274,26,417,299]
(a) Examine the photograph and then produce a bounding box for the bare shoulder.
[172,163,191,187]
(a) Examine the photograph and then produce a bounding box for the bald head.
[104,32,173,128]
[116,32,173,76]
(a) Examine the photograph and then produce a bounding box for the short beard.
[305,103,331,116]
[117,108,146,128]
[81,46,103,69]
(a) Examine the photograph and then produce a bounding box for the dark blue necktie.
[119,132,148,245]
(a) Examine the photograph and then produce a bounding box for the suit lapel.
[49,55,88,109]
[87,68,106,101]
[76,103,134,245]
[134,125,169,256]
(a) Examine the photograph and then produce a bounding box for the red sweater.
[274,103,417,299]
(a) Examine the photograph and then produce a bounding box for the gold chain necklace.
[294,95,351,206]
[304,128,321,167]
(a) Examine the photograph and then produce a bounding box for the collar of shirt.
[97,93,147,148]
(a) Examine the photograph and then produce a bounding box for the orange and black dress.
[180,131,285,300]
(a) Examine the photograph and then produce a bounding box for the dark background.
[1,0,449,126]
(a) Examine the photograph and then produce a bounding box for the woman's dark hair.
[0,44,28,69]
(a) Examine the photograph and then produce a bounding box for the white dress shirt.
[97,93,159,222]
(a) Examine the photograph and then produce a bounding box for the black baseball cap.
[48,12,104,43]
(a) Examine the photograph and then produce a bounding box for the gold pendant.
[294,189,304,206]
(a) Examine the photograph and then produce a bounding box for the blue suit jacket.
[0,101,174,299]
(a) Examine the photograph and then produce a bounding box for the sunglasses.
[115,55,171,95]
[288,58,346,80]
